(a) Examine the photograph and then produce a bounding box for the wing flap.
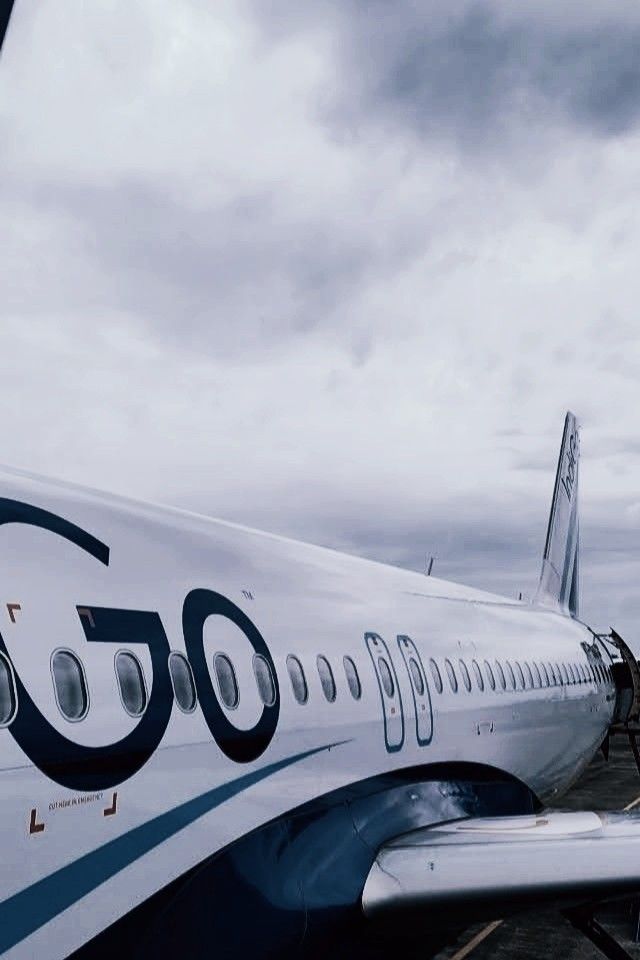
[363,811,640,919]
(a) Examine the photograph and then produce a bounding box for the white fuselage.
[0,468,615,959]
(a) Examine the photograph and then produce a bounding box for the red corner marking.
[29,809,45,835]
[77,607,95,628]
[7,603,21,623]
[103,792,118,817]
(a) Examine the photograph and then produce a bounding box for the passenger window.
[547,662,557,685]
[408,657,425,695]
[430,659,443,694]
[343,656,362,700]
[505,661,515,690]
[169,652,196,713]
[317,655,337,702]
[484,660,496,690]
[459,659,471,692]
[253,654,276,706]
[568,664,576,685]
[561,663,569,685]
[52,650,88,721]
[286,655,308,704]
[531,661,541,688]
[0,653,16,726]
[214,653,239,709]
[115,651,147,717]
[539,662,549,687]
[377,656,395,698]
[472,659,484,691]
[523,661,533,689]
[495,661,506,690]
[445,659,458,693]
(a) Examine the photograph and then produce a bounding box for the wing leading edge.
[362,810,640,921]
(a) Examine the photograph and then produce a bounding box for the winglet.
[535,412,580,617]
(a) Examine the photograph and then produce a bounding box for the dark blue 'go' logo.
[183,590,279,763]
[0,499,279,791]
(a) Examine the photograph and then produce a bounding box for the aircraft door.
[365,632,404,752]
[397,635,433,745]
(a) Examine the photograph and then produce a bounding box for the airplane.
[4,10,640,960]
[1,401,640,960]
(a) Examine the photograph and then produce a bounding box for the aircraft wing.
[363,810,640,921]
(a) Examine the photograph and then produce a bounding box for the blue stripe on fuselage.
[0,742,345,954]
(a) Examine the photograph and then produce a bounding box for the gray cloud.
[13,177,373,347]
[1,165,425,362]
[1,0,640,651]
[252,1,640,145]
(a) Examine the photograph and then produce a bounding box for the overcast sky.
[1,1,640,647]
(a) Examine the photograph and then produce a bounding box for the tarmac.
[433,734,640,960]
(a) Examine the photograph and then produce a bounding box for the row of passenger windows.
[428,656,612,695]
[286,654,362,705]
[51,649,199,722]
[0,649,199,727]
[0,647,364,726]
[0,645,613,728]
[213,652,277,710]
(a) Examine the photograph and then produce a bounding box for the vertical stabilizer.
[536,412,580,617]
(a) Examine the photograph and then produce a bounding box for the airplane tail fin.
[535,412,580,617]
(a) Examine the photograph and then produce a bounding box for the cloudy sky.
[1,1,640,646]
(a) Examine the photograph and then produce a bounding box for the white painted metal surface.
[363,811,640,915]
[0,413,622,958]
